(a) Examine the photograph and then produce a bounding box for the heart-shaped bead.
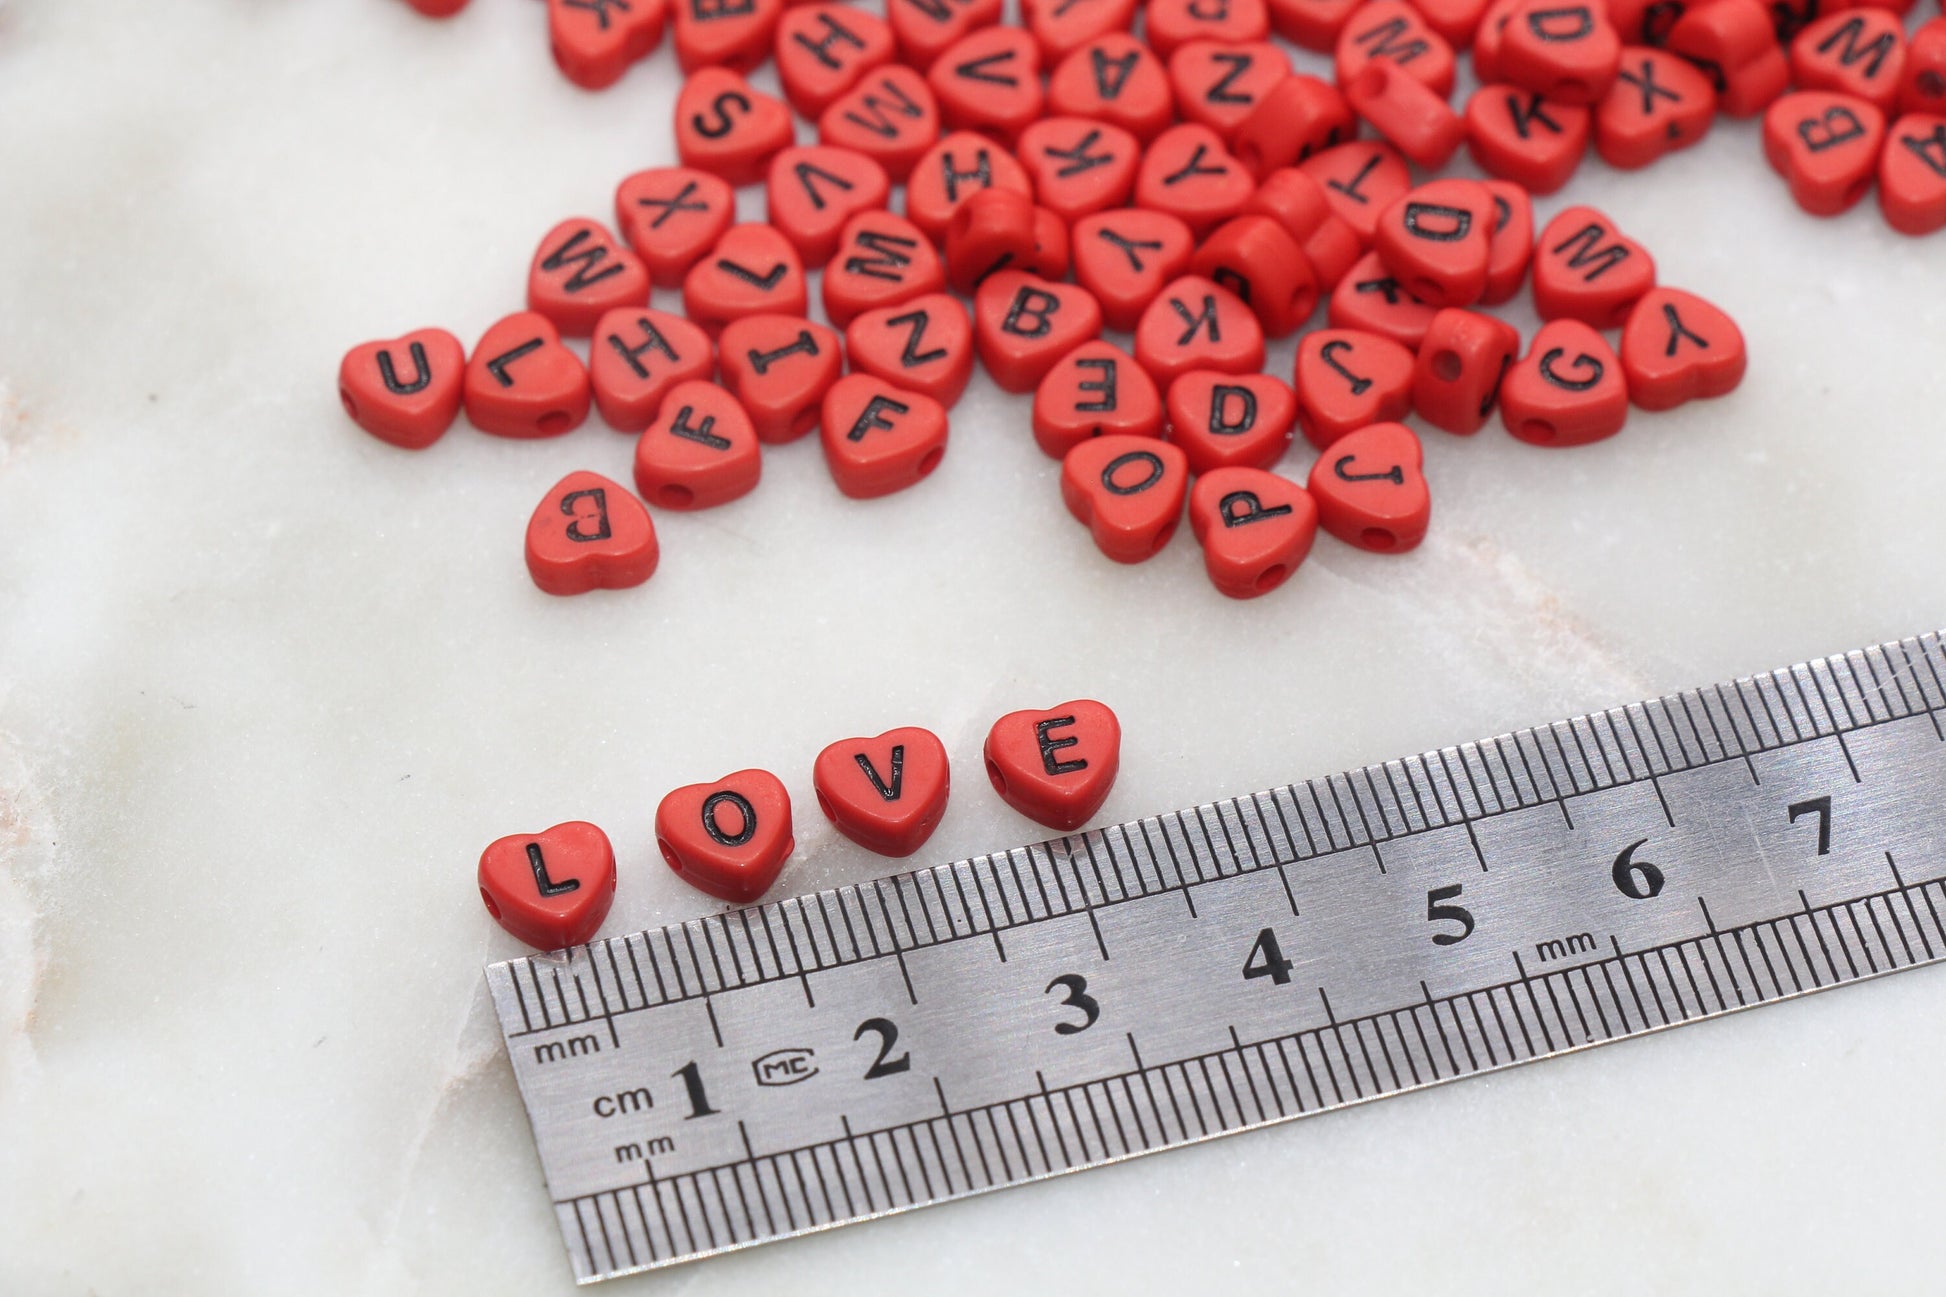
[527,217,650,337]
[1133,123,1256,236]
[1149,0,1271,57]
[1877,112,1946,236]
[1061,434,1190,562]
[674,68,795,187]
[1165,370,1296,472]
[1593,47,1716,170]
[339,327,465,450]
[1306,421,1431,551]
[1372,178,1498,309]
[1299,139,1413,241]
[1027,0,1138,65]
[1618,287,1746,412]
[1046,34,1175,142]
[1495,0,1621,105]
[1133,274,1264,386]
[823,210,947,329]
[683,224,809,335]
[1188,466,1319,598]
[1481,178,1533,304]
[820,373,950,498]
[1335,0,1455,95]
[1017,117,1141,222]
[844,292,976,407]
[525,471,659,595]
[633,380,762,510]
[765,145,892,267]
[1762,90,1886,216]
[1327,251,1440,350]
[478,820,618,950]
[1070,207,1196,332]
[1233,73,1356,177]
[983,701,1122,831]
[1189,214,1323,339]
[905,130,1035,242]
[589,306,716,432]
[775,2,895,118]
[974,271,1104,393]
[614,167,736,288]
[888,0,1002,70]
[548,0,665,90]
[1500,318,1629,445]
[1531,204,1656,328]
[1466,84,1591,195]
[656,769,795,903]
[813,726,951,856]
[1172,40,1293,141]
[818,65,942,182]
[1411,307,1522,436]
[944,188,1040,295]
[464,312,590,439]
[672,0,784,76]
[719,314,843,443]
[928,26,1045,142]
[1294,326,1415,449]
[1033,340,1163,459]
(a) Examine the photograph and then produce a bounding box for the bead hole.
[815,789,836,821]
[1520,418,1557,443]
[480,887,500,919]
[1360,527,1396,552]
[657,838,682,873]
[658,484,695,508]
[538,410,571,436]
[985,756,1008,796]
[1432,349,1463,382]
[339,387,359,419]
[1255,563,1287,591]
[917,446,944,477]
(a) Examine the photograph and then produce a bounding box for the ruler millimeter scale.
[488,631,1946,1284]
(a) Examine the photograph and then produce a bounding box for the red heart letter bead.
[846,292,977,407]
[672,0,784,76]
[888,0,1003,71]
[765,145,892,267]
[1879,112,1946,236]
[974,271,1105,393]
[1371,178,1498,309]
[813,727,951,856]
[1499,318,1629,446]
[1410,307,1522,435]
[1618,287,1746,412]
[719,314,843,442]
[823,210,947,328]
[1298,139,1413,241]
[1530,204,1655,328]
[1294,326,1414,449]
[614,167,737,288]
[1495,0,1621,106]
[1188,466,1319,598]
[528,217,650,338]
[656,769,796,903]
[1593,47,1715,170]
[1173,40,1295,143]
[1133,274,1265,386]
[675,68,796,187]
[683,224,809,336]
[478,821,618,950]
[590,306,716,432]
[1026,0,1138,65]
[820,373,951,498]
[1465,84,1591,195]
[1017,117,1142,222]
[1165,370,1297,472]
[1306,421,1431,552]
[464,312,590,438]
[633,379,762,509]
[984,700,1122,831]
[1047,34,1176,143]
[548,0,666,90]
[1133,123,1256,237]
[776,2,895,118]
[1335,0,1456,96]
[819,65,942,182]
[1762,90,1886,216]
[1061,434,1191,562]
[525,471,659,595]
[1326,250,1440,350]
[339,328,465,450]
[928,26,1046,143]
[906,130,1036,243]
[1188,214,1322,337]
[1070,207,1196,332]
[1033,340,1164,459]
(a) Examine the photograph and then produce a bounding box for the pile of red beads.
[347,0,1940,604]
[478,699,1122,948]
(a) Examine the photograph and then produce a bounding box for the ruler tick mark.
[704,996,723,1048]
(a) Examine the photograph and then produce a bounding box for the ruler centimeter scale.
[488,630,1946,1284]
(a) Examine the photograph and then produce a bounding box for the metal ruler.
[488,630,1946,1284]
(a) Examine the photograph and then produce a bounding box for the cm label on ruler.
[491,633,1946,1273]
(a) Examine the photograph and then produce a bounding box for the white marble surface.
[3,1,1945,1293]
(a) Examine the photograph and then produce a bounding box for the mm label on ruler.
[488,631,1946,1284]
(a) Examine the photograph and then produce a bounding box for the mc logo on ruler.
[488,630,1946,1283]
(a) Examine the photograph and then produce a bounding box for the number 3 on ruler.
[1044,974,1100,1034]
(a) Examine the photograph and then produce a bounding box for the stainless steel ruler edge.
[486,629,1946,1283]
